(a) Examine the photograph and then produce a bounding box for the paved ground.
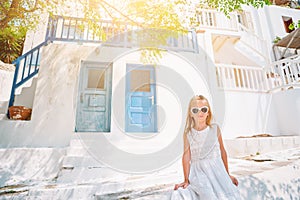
[0,147,300,199]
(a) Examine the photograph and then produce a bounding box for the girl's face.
[190,99,209,125]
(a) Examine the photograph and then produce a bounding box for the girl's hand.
[230,175,238,186]
[174,181,189,190]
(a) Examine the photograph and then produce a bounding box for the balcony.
[216,55,300,92]
[45,15,199,53]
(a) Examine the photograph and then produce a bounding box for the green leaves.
[0,0,271,64]
[203,0,269,16]
[288,20,300,30]
[0,27,26,63]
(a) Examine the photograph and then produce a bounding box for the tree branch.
[0,0,21,29]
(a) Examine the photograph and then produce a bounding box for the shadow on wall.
[239,174,300,199]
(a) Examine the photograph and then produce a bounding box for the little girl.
[171,95,241,199]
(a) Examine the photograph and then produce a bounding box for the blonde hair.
[183,95,213,137]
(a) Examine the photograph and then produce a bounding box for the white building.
[0,4,299,154]
[0,3,300,199]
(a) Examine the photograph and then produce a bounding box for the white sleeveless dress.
[170,124,241,200]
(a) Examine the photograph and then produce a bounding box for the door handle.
[148,96,154,104]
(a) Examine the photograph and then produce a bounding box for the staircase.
[52,134,181,198]
[234,24,269,66]
[8,41,47,111]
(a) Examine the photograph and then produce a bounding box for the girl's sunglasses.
[191,106,209,114]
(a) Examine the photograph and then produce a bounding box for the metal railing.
[46,15,198,52]
[8,41,46,107]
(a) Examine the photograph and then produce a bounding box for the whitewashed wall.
[76,45,213,153]
[2,5,299,147]
[221,91,280,138]
[0,43,212,147]
[0,70,14,101]
[272,89,300,136]
[0,69,14,114]
[257,5,300,60]
[0,44,95,147]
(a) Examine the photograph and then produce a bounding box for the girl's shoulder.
[209,123,222,135]
[209,123,219,129]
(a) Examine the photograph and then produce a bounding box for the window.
[130,70,151,92]
[87,69,105,89]
[282,16,294,33]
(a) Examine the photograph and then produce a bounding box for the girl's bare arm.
[217,126,239,186]
[182,135,191,183]
[174,134,191,190]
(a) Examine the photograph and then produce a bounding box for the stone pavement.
[0,144,300,199]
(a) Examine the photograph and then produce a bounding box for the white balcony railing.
[216,64,268,92]
[216,55,300,92]
[264,55,300,91]
[196,9,239,31]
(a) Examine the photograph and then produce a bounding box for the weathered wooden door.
[76,62,112,132]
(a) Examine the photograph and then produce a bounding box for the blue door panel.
[130,112,150,125]
[125,64,157,132]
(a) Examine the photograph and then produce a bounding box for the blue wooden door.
[125,64,157,132]
[76,62,112,132]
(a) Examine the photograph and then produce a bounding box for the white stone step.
[62,156,105,168]
[65,146,92,157]
[225,136,300,158]
[94,172,178,198]
[56,167,128,184]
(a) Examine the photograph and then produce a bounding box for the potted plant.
[8,106,32,120]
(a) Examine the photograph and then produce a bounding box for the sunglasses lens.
[191,108,199,114]
[201,107,208,113]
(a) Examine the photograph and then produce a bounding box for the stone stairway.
[234,40,266,66]
[53,134,182,198]
[1,136,299,199]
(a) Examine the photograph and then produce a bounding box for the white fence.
[216,56,300,92]
[265,55,300,91]
[216,64,268,92]
[196,9,239,31]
